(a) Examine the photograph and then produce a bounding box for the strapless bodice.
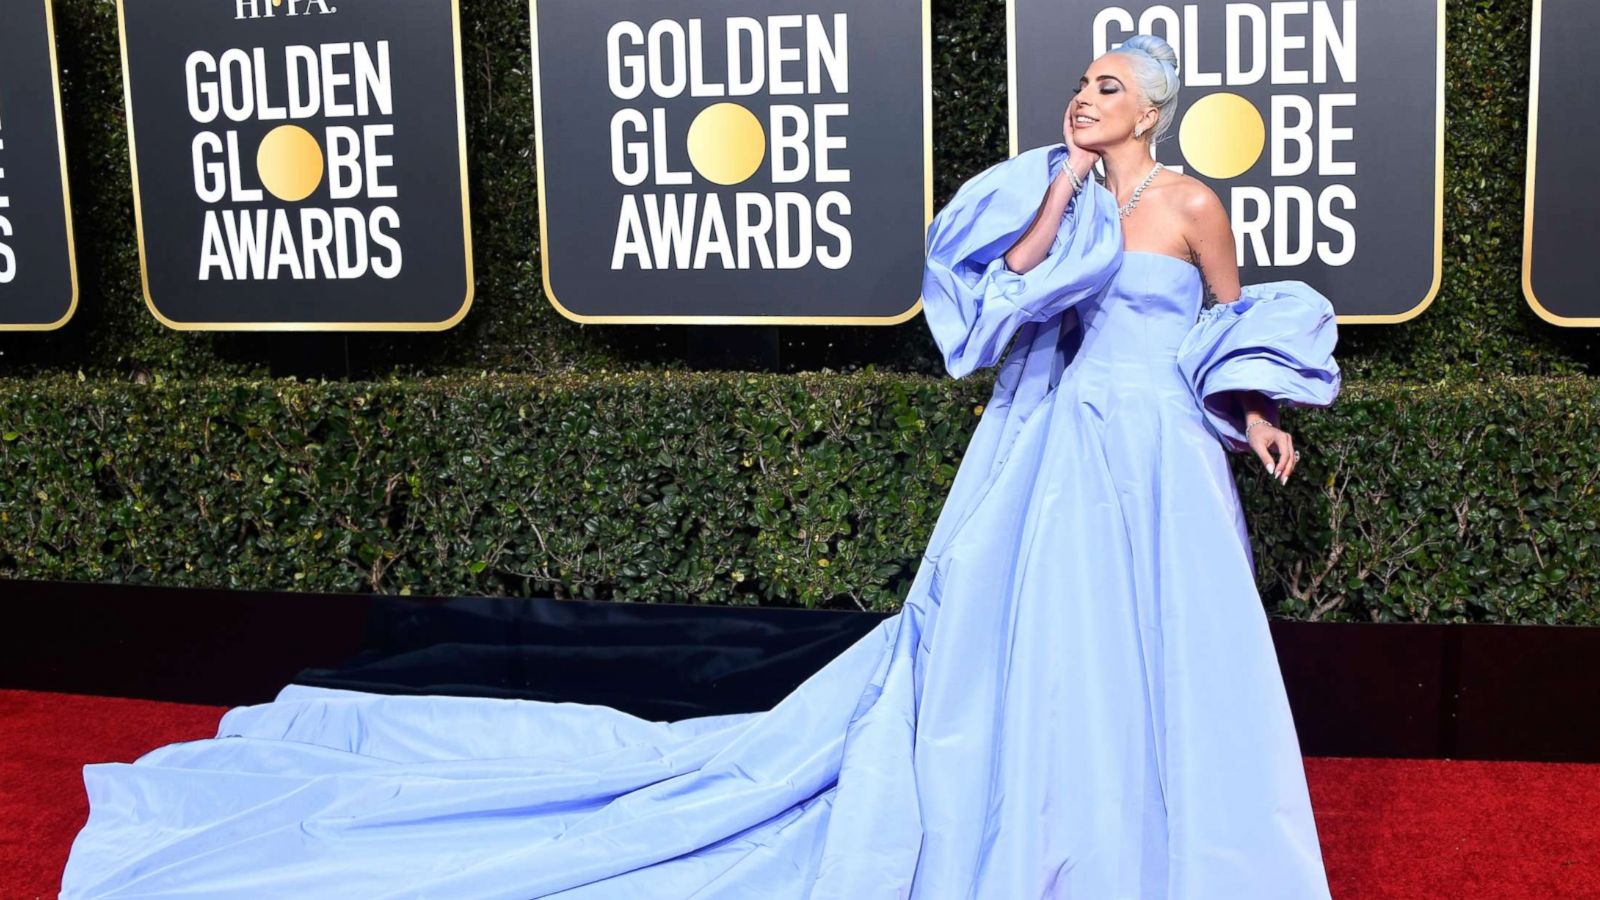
[1069,250,1205,377]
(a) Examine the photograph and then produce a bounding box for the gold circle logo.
[1179,93,1265,180]
[687,103,765,186]
[256,125,325,202]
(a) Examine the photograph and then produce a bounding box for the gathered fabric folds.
[920,140,1123,380]
[1176,282,1342,452]
[62,144,1338,899]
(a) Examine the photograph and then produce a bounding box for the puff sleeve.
[1175,280,1342,453]
[921,144,1123,379]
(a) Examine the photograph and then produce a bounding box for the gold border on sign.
[116,0,475,331]
[529,0,933,325]
[0,0,80,331]
[1006,1,1446,325]
[1522,0,1589,326]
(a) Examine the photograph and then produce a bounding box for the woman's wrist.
[1051,168,1081,214]
[1055,152,1096,193]
[1240,392,1279,429]
[1067,153,1098,186]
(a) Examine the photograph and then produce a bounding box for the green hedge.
[0,0,1593,382]
[3,373,1597,624]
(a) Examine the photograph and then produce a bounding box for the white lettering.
[183,42,391,124]
[607,14,847,100]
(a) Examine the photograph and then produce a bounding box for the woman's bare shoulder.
[1150,170,1224,218]
[1148,171,1230,250]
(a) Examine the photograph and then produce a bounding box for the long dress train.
[60,142,1341,899]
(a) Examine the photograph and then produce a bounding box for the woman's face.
[1068,53,1152,152]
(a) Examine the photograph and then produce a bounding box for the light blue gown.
[61,143,1341,899]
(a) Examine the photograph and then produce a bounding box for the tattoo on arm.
[1188,249,1220,310]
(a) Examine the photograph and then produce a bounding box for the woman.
[62,34,1338,899]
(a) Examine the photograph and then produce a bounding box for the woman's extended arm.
[1182,182,1301,485]
[1003,154,1100,276]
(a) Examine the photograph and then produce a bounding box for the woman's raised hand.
[1062,104,1101,171]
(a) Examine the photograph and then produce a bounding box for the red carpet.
[0,691,225,900]
[3,690,1597,899]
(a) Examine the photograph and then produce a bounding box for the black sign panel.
[1524,0,1599,326]
[0,0,77,330]
[1011,1,1444,322]
[118,0,472,330]
[530,0,931,324]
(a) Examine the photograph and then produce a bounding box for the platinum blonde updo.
[1109,33,1181,147]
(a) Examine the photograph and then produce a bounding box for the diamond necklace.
[1108,161,1164,219]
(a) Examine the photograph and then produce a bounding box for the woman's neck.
[1098,143,1159,203]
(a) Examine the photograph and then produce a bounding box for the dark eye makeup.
[1073,76,1123,95]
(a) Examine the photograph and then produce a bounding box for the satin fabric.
[61,143,1340,899]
